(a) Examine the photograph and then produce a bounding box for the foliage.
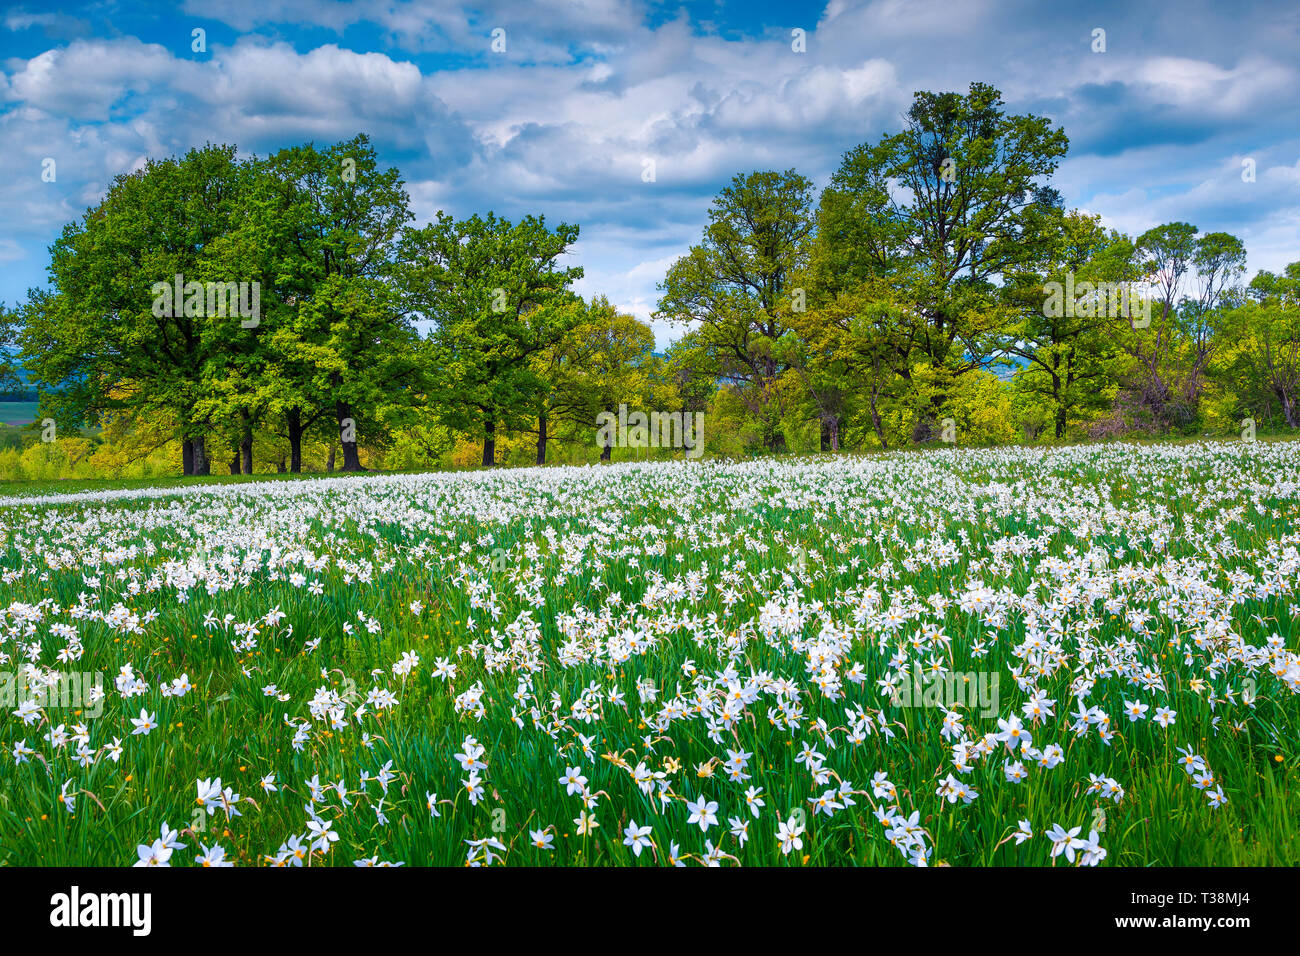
[9,84,1298,482]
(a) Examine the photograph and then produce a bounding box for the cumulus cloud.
[179,0,647,59]
[1,0,1298,345]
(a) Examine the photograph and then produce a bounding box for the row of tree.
[6,135,637,472]
[659,83,1298,452]
[4,83,1297,476]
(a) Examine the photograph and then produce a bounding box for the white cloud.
[1130,56,1295,115]
[1,0,1297,319]
[179,0,647,57]
[0,239,27,264]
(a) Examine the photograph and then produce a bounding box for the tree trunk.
[1281,388,1298,428]
[819,415,840,452]
[240,409,253,474]
[912,390,948,444]
[287,407,304,474]
[327,442,336,473]
[869,383,888,450]
[229,453,241,475]
[536,414,547,466]
[483,417,496,467]
[182,439,195,476]
[1051,369,1066,439]
[601,435,612,462]
[336,401,362,472]
[192,436,210,476]
[277,457,286,474]
[763,417,787,454]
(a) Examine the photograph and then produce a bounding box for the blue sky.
[2,0,1298,347]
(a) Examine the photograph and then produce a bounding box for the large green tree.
[999,210,1135,438]
[531,296,656,464]
[1218,264,1300,428]
[401,211,583,466]
[1121,223,1245,428]
[20,144,248,474]
[816,82,1069,439]
[247,134,418,472]
[656,169,814,453]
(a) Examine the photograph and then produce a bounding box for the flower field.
[1,441,1298,867]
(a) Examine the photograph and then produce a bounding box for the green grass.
[0,440,1297,866]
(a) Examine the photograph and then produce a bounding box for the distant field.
[0,402,38,426]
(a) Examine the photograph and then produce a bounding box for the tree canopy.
[10,83,1295,480]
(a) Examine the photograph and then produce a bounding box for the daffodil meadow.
[1,440,1298,867]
